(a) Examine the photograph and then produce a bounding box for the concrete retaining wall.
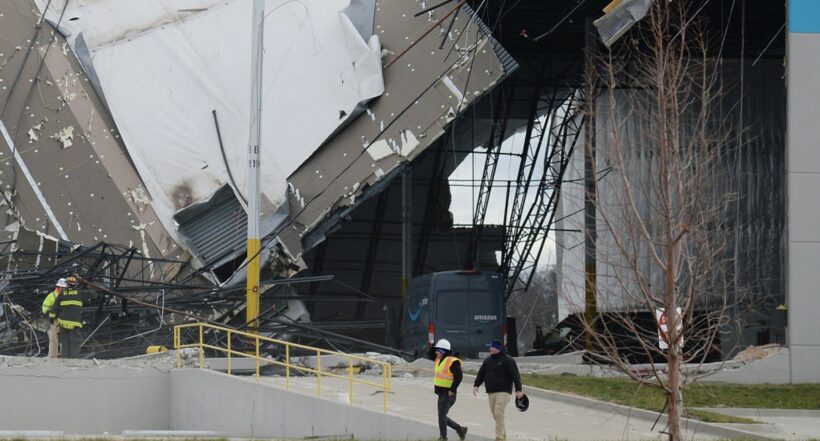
[169,369,434,439]
[0,357,169,434]
[1,355,773,439]
[700,349,792,384]
[0,356,439,439]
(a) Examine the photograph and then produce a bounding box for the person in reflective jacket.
[431,338,468,441]
[51,276,85,358]
[41,278,67,358]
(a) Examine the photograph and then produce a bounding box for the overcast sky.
[446,124,557,270]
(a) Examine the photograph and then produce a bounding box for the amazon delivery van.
[401,270,506,359]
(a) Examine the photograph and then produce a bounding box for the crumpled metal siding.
[278,0,518,263]
[461,4,519,76]
[174,186,247,267]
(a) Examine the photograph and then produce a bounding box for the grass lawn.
[520,374,820,424]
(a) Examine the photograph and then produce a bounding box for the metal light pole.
[246,0,265,333]
[401,169,412,298]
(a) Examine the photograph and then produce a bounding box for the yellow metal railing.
[173,322,393,411]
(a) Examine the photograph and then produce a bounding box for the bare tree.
[507,267,558,353]
[569,2,741,440]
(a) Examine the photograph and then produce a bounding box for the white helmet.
[56,278,68,288]
[434,339,451,351]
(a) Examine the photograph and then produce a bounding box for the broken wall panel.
[174,184,247,268]
[0,3,178,261]
[37,0,386,253]
[25,0,517,283]
[280,1,517,260]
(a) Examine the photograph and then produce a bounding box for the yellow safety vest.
[41,290,59,318]
[434,356,461,388]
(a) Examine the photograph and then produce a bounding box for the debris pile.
[732,344,784,363]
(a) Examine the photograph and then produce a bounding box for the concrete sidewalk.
[693,408,820,440]
[263,375,723,440]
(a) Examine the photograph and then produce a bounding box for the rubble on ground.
[0,348,201,370]
[732,344,784,363]
[289,352,410,377]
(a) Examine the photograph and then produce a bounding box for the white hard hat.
[56,278,68,288]
[434,339,451,351]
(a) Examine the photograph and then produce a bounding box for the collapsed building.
[0,0,527,356]
[2,0,815,384]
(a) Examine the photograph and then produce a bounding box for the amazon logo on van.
[474,314,498,322]
[407,298,429,321]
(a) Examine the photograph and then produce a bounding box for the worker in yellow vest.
[51,276,84,358]
[432,339,468,441]
[41,278,67,358]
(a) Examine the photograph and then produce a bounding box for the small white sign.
[655,307,683,350]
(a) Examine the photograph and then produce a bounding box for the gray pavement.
[263,375,722,440]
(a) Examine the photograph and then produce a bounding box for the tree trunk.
[666,342,683,440]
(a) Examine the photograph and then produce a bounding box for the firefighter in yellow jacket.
[41,278,67,358]
[432,339,468,441]
[50,276,84,358]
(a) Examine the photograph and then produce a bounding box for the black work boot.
[458,426,468,441]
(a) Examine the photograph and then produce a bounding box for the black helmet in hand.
[515,394,529,412]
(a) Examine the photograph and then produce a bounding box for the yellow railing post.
[175,326,181,368]
[316,350,321,396]
[198,323,204,368]
[348,357,354,404]
[285,344,290,389]
[383,364,389,412]
[227,329,232,375]
[255,336,260,382]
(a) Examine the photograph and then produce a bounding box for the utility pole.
[246,0,265,333]
[584,18,598,352]
[401,168,412,298]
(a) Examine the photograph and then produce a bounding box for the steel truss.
[0,238,404,358]
[502,89,584,299]
[468,82,516,266]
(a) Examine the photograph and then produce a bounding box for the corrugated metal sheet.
[174,185,247,266]
[462,4,519,76]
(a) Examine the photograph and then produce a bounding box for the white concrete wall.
[0,357,440,439]
[787,0,820,383]
[701,349,792,385]
[169,369,434,440]
[0,357,169,434]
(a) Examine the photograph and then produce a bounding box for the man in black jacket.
[472,340,522,441]
[431,339,468,441]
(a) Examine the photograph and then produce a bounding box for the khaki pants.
[47,322,60,358]
[488,392,511,441]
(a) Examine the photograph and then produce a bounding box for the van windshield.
[436,290,469,325]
